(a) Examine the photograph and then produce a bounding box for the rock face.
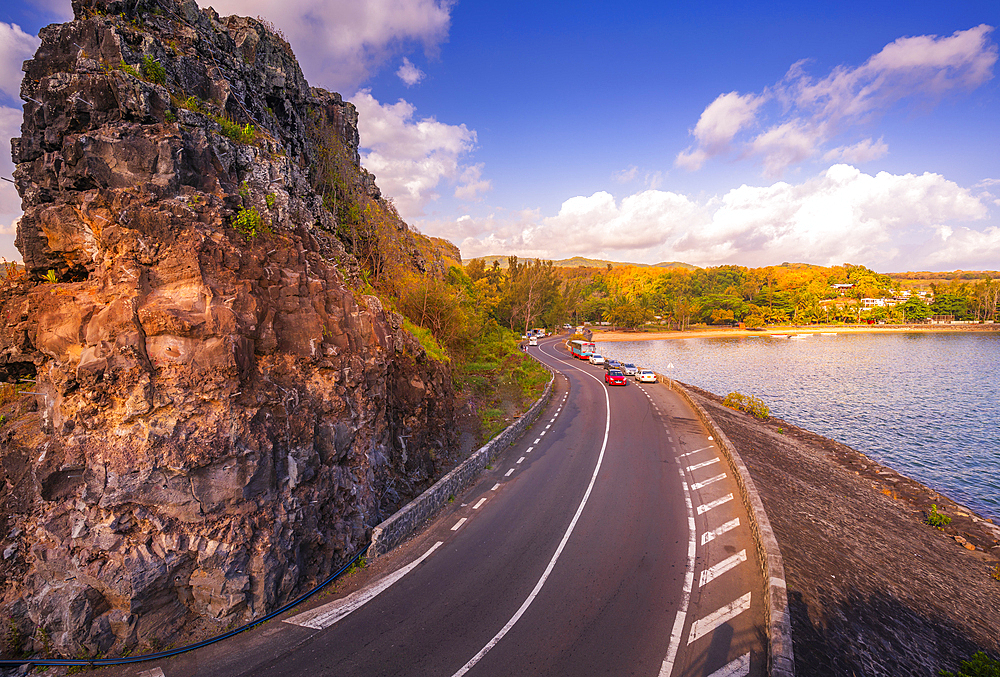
[1,0,458,657]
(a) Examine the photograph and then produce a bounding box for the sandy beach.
[591,323,1000,342]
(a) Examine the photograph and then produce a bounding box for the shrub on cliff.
[940,651,1000,677]
[722,392,770,420]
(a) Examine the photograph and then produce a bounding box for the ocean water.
[597,331,1000,521]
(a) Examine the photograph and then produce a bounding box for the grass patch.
[140,55,165,85]
[925,503,952,528]
[402,318,450,363]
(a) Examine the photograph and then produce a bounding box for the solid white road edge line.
[450,358,612,677]
[285,541,444,630]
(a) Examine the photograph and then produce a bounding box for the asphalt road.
[112,335,765,677]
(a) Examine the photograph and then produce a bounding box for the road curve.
[104,335,766,677]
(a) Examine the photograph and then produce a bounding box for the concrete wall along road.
[369,365,555,556]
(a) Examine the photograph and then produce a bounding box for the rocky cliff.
[0,0,461,658]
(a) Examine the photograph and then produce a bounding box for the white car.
[528,337,538,346]
[589,354,605,365]
[621,363,637,376]
[635,369,657,383]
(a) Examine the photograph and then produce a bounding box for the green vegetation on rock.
[722,392,771,420]
[940,651,1000,677]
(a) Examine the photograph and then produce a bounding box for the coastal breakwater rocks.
[0,0,459,658]
[682,384,1000,677]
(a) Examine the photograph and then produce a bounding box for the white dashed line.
[701,518,741,545]
[491,483,500,491]
[451,518,467,531]
[691,473,727,490]
[526,446,534,453]
[686,457,721,472]
[699,550,747,587]
[696,493,734,515]
[516,457,525,464]
[534,438,541,444]
[688,593,752,643]
[473,498,487,510]
[707,653,750,677]
[679,446,714,458]
[505,469,515,477]
[138,669,165,677]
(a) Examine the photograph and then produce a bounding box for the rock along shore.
[681,383,1000,676]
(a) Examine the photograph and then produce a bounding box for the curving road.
[114,335,766,677]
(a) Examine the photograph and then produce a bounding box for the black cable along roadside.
[0,544,369,669]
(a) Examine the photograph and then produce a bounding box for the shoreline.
[682,383,1000,675]
[592,323,1000,342]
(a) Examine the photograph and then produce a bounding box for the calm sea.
[597,331,1000,521]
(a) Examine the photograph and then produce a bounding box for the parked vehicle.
[528,336,538,346]
[589,354,606,365]
[605,369,627,386]
[622,363,637,376]
[635,369,657,383]
[604,359,621,371]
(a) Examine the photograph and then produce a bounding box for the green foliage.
[164,109,177,123]
[926,504,952,528]
[217,116,256,144]
[722,392,770,420]
[991,563,1000,582]
[940,651,1000,677]
[43,269,58,284]
[140,54,166,85]
[402,318,450,363]
[266,193,276,209]
[232,206,265,240]
[117,60,141,79]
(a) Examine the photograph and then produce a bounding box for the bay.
[597,331,1000,521]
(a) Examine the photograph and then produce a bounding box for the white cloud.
[613,165,638,183]
[352,89,482,217]
[396,57,425,86]
[678,25,998,176]
[0,22,41,100]
[198,0,453,92]
[442,165,991,271]
[823,137,889,164]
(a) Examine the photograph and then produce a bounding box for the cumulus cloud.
[396,57,426,86]
[197,0,453,92]
[0,22,41,99]
[443,165,991,270]
[352,90,485,217]
[677,25,997,176]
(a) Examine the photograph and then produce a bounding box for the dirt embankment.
[683,384,1000,677]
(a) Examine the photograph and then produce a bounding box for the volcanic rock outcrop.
[0,0,460,657]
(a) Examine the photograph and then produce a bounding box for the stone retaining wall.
[666,378,795,677]
[369,364,555,556]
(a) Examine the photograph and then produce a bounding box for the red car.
[605,369,627,386]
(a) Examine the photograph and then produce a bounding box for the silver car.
[622,363,637,376]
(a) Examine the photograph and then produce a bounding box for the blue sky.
[2,0,998,271]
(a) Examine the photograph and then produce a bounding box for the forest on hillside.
[403,259,1000,338]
